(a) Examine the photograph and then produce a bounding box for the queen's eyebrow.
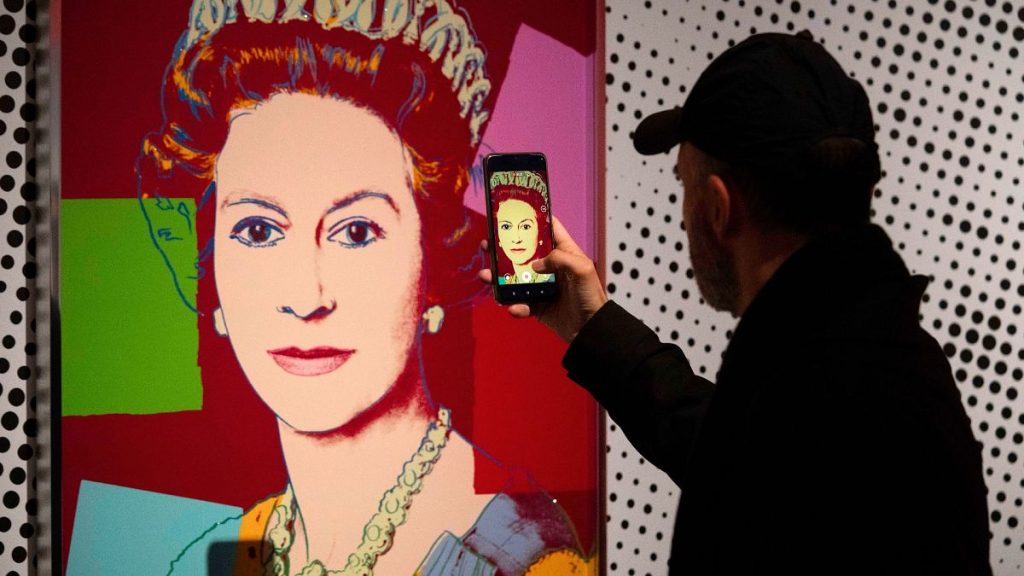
[325,190,399,218]
[223,197,289,219]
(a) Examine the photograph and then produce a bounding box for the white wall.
[602,1,1023,575]
[0,0,40,573]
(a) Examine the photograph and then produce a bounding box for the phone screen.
[484,153,558,303]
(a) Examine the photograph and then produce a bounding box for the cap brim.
[633,107,684,155]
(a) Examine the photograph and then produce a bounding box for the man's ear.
[140,193,201,313]
[705,173,733,241]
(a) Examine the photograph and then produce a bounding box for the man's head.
[640,31,882,314]
[675,143,741,312]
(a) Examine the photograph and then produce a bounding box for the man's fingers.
[508,303,532,318]
[480,238,489,252]
[478,268,493,284]
[532,248,593,277]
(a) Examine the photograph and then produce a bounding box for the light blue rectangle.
[68,480,244,575]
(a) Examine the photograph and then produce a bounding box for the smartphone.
[483,153,559,304]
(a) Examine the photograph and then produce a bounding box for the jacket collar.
[722,224,928,371]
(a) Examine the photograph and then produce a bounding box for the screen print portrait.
[490,171,555,286]
[103,1,596,574]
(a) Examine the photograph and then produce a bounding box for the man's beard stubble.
[687,216,740,315]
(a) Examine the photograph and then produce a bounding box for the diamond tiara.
[185,0,492,144]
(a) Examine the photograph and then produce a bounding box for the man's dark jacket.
[564,225,991,575]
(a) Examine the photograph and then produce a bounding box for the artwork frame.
[49,1,606,574]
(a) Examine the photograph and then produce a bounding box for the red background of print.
[56,0,603,569]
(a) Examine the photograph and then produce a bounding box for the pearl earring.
[213,307,228,337]
[422,305,445,334]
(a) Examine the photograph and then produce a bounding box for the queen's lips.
[268,347,355,377]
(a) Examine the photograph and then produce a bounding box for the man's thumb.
[532,254,557,274]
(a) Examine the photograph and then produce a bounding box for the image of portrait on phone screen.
[484,153,558,304]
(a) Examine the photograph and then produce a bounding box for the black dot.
[9,467,25,485]
[17,23,36,43]
[4,70,20,89]
[7,230,23,248]
[0,437,8,452]
[0,14,14,34]
[12,126,28,144]
[11,545,26,563]
[17,443,32,461]
[0,174,13,191]
[0,255,13,269]
[20,181,37,201]
[13,205,29,224]
[8,388,24,407]
[19,101,36,121]
[22,418,37,437]
[3,490,20,509]
[1,412,18,431]
[0,94,14,113]
[12,46,29,66]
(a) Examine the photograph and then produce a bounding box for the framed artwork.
[53,0,604,574]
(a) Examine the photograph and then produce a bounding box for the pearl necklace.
[264,408,452,576]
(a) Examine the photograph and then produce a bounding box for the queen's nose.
[278,244,336,321]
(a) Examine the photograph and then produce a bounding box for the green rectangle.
[61,198,202,416]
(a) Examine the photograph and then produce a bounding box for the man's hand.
[479,217,608,343]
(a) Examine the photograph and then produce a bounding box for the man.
[481,32,991,574]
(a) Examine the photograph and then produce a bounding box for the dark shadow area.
[206,540,263,575]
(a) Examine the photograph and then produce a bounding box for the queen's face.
[496,198,539,266]
[214,93,423,433]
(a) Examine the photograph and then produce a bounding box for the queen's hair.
[137,2,491,311]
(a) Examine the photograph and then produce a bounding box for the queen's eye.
[520,222,533,231]
[230,217,285,247]
[327,217,385,248]
[500,223,512,231]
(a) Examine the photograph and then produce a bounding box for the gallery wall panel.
[603,1,1022,575]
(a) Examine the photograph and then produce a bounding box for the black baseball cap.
[633,31,877,172]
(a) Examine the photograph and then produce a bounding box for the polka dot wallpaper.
[603,1,1022,575]
[1,0,39,573]
[2,1,1022,574]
